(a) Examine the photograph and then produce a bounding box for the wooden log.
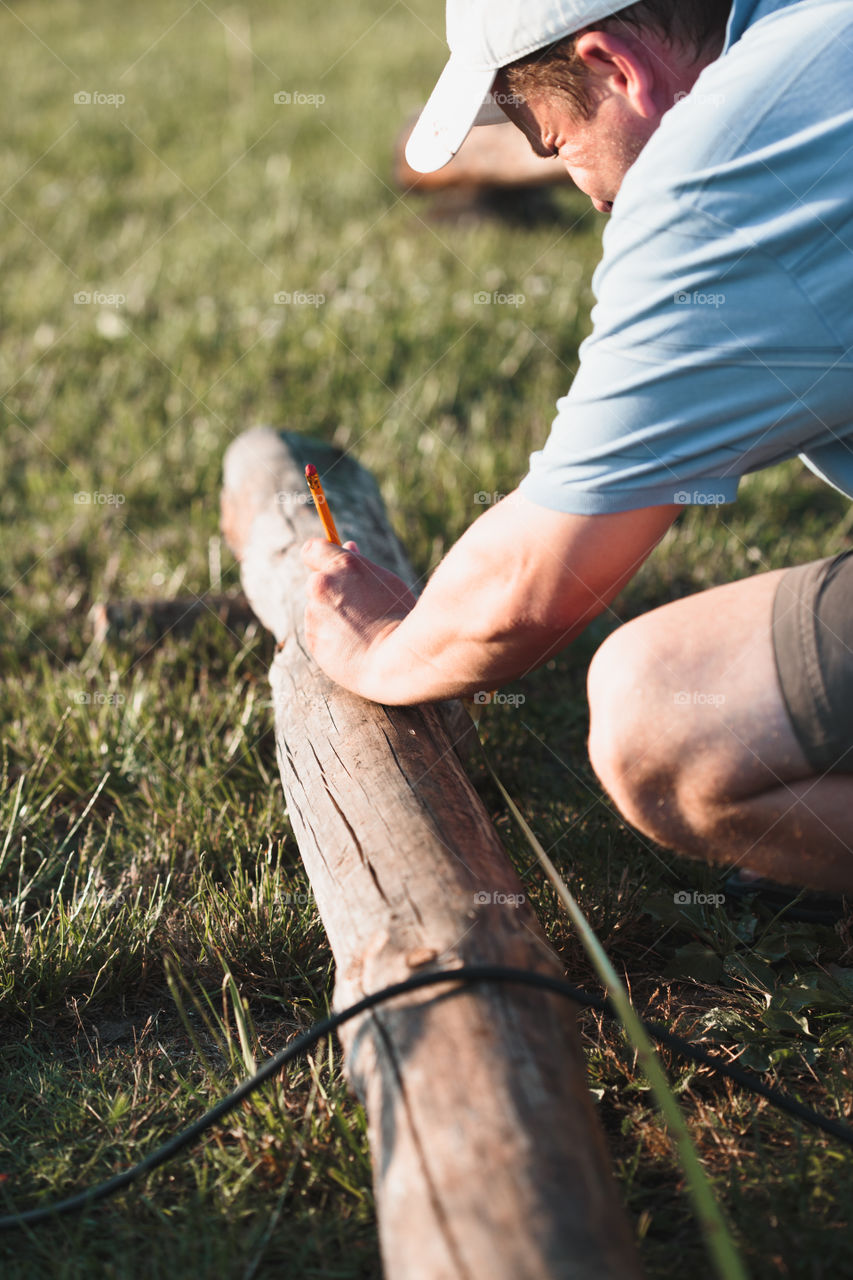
[221,427,641,1280]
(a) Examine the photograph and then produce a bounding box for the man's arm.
[302,490,678,704]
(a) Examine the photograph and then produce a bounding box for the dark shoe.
[723,870,848,925]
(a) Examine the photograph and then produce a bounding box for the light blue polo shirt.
[519,0,853,514]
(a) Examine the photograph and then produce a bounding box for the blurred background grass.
[1,1,851,1276]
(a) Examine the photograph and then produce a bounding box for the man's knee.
[586,619,670,827]
[587,614,743,844]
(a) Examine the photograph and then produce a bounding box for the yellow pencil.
[304,463,342,545]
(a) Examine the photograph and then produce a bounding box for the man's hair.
[502,0,732,120]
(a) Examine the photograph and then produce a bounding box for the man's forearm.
[303,490,678,707]
[358,543,598,704]
[355,490,635,703]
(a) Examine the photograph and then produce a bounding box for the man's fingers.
[301,538,352,569]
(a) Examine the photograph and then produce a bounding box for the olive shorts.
[772,550,853,774]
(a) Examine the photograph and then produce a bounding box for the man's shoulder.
[631,0,853,199]
[601,0,853,341]
[726,0,852,51]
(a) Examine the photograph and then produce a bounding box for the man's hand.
[302,539,417,697]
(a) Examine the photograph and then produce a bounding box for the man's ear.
[574,30,657,118]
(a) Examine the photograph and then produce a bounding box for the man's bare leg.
[586,569,853,892]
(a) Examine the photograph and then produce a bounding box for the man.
[302,0,853,892]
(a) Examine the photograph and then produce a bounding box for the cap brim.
[404,59,498,174]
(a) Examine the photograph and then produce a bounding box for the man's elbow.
[474,592,607,683]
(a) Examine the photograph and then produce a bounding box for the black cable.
[1,963,850,1232]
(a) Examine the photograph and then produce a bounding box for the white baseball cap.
[405,0,629,173]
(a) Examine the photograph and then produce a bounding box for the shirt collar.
[724,0,804,51]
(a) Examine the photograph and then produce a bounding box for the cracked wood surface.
[221,427,641,1280]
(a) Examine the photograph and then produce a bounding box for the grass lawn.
[0,1,851,1275]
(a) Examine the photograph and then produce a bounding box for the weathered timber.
[221,427,641,1280]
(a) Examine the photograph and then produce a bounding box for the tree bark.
[221,426,641,1280]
